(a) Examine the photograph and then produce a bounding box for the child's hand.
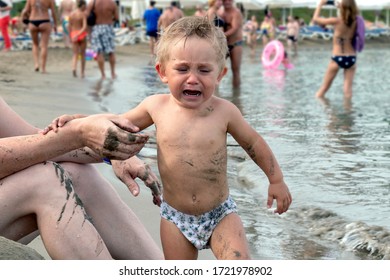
[41,114,86,135]
[267,180,292,214]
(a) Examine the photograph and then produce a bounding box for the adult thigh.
[0,162,71,241]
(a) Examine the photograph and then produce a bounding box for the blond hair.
[208,0,216,7]
[155,16,228,72]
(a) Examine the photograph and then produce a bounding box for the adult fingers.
[101,142,146,160]
[111,116,141,133]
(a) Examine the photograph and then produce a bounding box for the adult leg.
[63,163,163,260]
[209,213,251,260]
[96,52,106,79]
[38,22,52,74]
[0,162,112,259]
[108,52,117,79]
[28,24,40,71]
[160,218,197,260]
[0,16,11,50]
[315,60,339,98]
[343,64,356,99]
[230,45,243,88]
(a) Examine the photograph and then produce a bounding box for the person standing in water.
[219,0,243,88]
[312,0,359,99]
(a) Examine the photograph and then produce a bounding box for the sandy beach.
[1,34,389,260]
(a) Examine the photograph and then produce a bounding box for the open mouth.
[183,90,201,96]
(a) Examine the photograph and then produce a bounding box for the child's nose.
[186,71,199,84]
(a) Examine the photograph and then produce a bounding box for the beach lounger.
[301,25,333,40]
[365,27,390,39]
[0,34,32,50]
[114,27,138,46]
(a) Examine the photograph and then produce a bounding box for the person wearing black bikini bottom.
[312,0,360,99]
[22,0,57,73]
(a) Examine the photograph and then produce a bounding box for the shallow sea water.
[86,44,390,260]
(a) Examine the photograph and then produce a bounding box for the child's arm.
[227,103,292,214]
[41,114,87,134]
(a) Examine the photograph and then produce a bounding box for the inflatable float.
[261,40,293,70]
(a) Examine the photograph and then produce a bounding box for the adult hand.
[111,157,162,206]
[74,114,149,160]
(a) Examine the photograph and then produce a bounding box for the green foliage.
[10,1,26,17]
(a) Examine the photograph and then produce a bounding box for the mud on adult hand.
[102,129,149,159]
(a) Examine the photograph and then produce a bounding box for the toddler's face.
[156,37,227,109]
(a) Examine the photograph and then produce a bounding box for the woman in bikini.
[22,0,57,73]
[312,0,359,99]
[206,0,224,29]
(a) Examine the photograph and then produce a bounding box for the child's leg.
[160,218,198,260]
[80,40,87,78]
[209,213,251,260]
[72,42,79,77]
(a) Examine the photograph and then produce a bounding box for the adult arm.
[312,0,339,26]
[21,0,31,19]
[0,99,148,179]
[112,0,119,22]
[50,0,58,30]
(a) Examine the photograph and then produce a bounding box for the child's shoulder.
[142,93,170,104]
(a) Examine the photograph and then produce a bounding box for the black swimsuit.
[29,19,50,27]
[213,16,225,28]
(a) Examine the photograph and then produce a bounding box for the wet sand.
[1,35,389,260]
[0,41,218,260]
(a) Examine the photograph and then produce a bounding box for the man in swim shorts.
[286,15,299,54]
[219,0,243,88]
[86,0,118,79]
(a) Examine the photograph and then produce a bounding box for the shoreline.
[1,34,389,260]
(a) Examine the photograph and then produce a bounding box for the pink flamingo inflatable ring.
[261,40,294,70]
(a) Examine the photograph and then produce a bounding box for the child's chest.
[154,111,227,151]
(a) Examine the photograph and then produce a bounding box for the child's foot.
[73,70,77,77]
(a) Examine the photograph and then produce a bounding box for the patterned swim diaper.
[160,195,237,250]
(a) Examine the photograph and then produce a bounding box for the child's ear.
[155,63,168,83]
[216,67,228,84]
